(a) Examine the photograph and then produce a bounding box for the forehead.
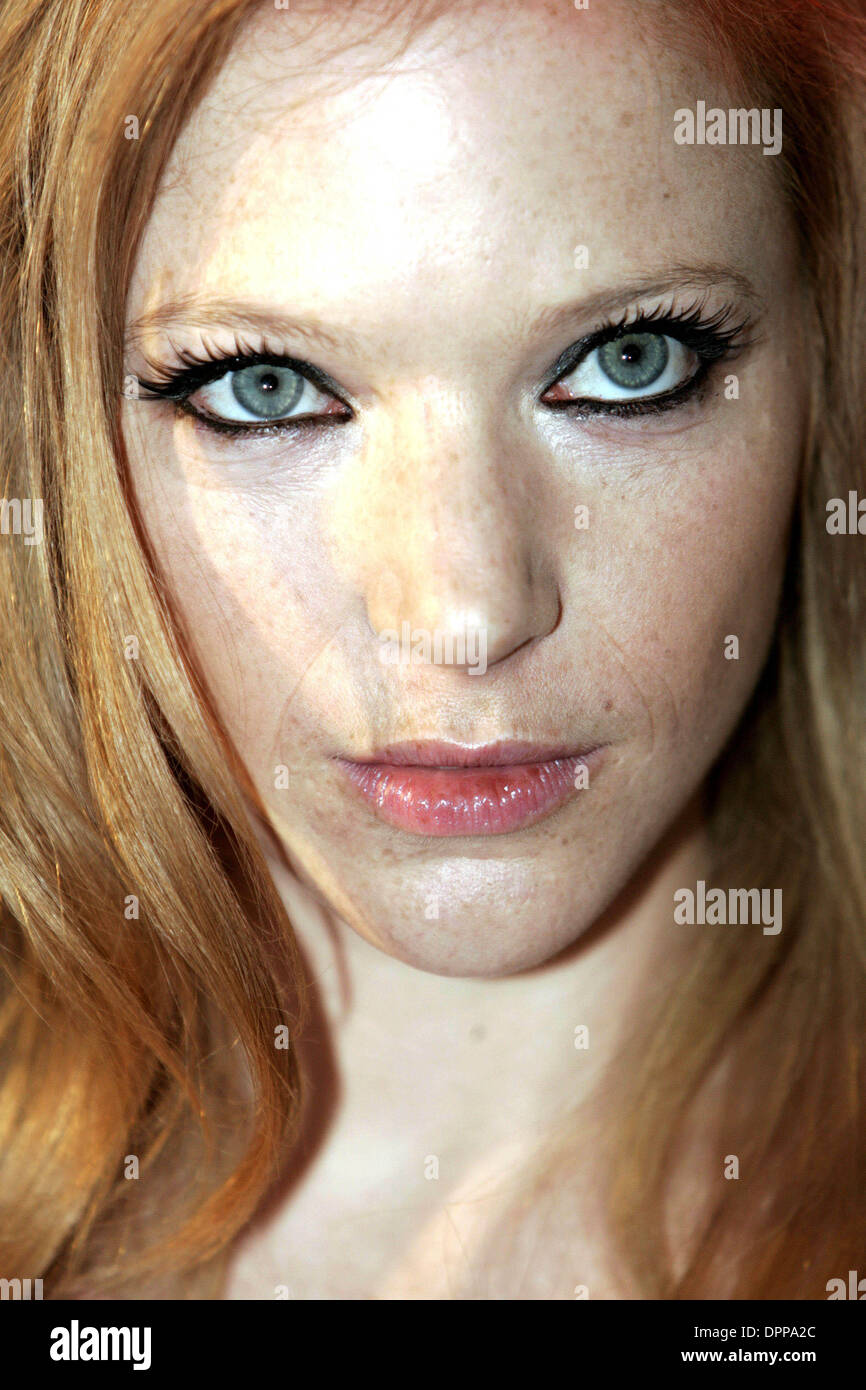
[128,0,790,347]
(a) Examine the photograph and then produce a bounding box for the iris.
[231,364,305,418]
[597,333,670,390]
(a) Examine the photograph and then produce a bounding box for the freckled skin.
[118,0,811,1296]
[123,0,805,984]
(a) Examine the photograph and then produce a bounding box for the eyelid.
[174,399,351,440]
[127,302,753,436]
[540,300,753,393]
[132,342,356,412]
[545,364,713,421]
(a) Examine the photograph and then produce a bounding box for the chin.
[338,880,601,978]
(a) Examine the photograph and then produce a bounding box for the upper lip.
[336,740,596,768]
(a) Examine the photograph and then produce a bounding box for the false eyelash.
[540,297,754,419]
[601,298,752,355]
[128,297,755,435]
[133,331,350,414]
[543,298,753,384]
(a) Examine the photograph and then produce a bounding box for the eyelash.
[131,300,752,437]
[539,300,752,419]
[134,341,352,438]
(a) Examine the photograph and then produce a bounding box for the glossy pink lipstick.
[335,740,604,836]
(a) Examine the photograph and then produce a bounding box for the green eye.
[597,334,670,389]
[230,364,306,419]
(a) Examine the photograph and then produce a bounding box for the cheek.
[129,460,352,754]
[580,438,797,764]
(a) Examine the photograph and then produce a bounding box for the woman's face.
[123,0,805,976]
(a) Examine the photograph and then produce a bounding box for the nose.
[339,393,561,672]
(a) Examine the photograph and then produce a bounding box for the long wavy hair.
[1,0,864,1299]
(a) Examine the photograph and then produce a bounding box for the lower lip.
[336,750,604,837]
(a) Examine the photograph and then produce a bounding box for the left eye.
[189,363,339,423]
[547,332,698,403]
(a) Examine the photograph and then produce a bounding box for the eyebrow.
[124,264,764,357]
[125,295,367,356]
[527,265,765,339]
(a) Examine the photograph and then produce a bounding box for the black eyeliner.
[173,399,350,439]
[128,297,755,437]
[540,299,754,393]
[545,360,715,420]
[135,348,352,410]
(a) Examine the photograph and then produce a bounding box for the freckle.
[604,698,613,711]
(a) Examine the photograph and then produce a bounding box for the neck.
[254,795,707,1181]
[225,796,709,1296]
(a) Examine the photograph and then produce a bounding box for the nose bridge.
[340,390,560,670]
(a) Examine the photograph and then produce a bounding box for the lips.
[334,740,604,836]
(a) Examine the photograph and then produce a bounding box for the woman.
[1,0,864,1299]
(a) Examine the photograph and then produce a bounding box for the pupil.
[597,333,669,390]
[231,364,305,418]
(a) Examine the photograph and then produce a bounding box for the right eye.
[188,362,344,425]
